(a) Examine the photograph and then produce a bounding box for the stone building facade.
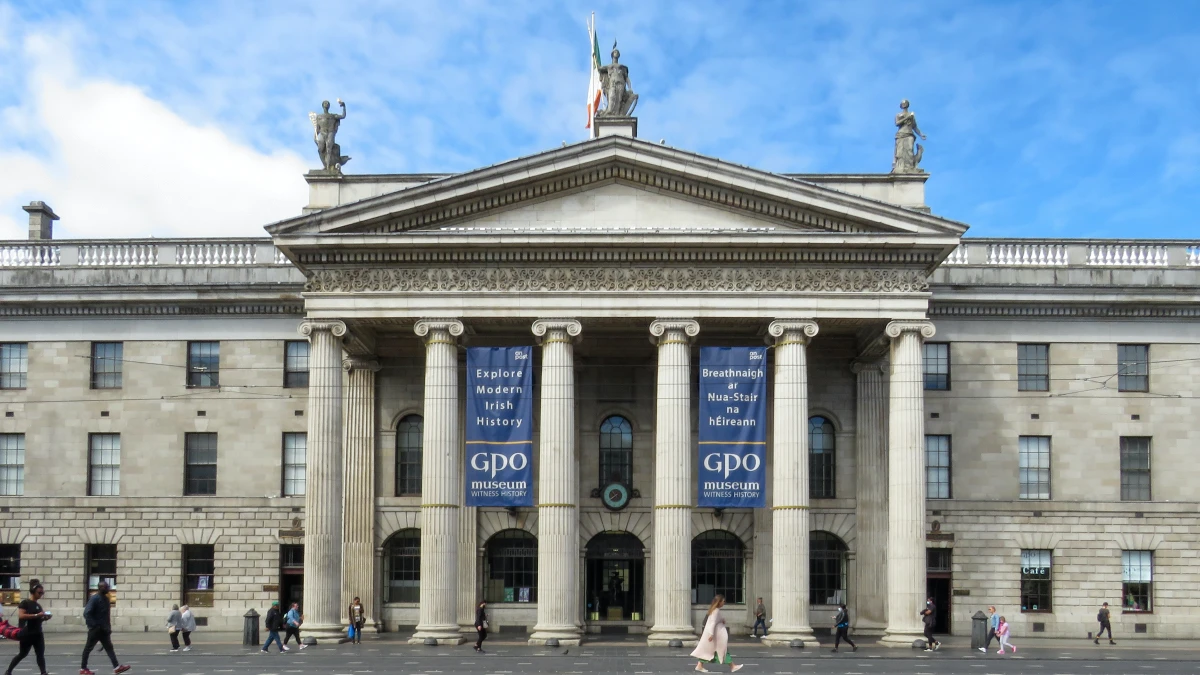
[0,132,1197,643]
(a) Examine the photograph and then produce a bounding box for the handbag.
[482,620,489,630]
[168,625,177,634]
[348,624,356,638]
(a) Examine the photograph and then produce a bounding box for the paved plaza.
[6,635,1199,675]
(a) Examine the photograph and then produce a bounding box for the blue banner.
[466,346,534,507]
[698,347,768,508]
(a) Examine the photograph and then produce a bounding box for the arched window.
[383,529,420,603]
[691,530,745,605]
[809,416,836,499]
[809,531,848,605]
[599,415,633,488]
[395,415,422,496]
[483,530,538,603]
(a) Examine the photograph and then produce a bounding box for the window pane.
[691,530,745,605]
[1120,437,1151,501]
[395,415,423,496]
[284,341,309,388]
[0,434,24,496]
[0,545,19,591]
[187,342,220,388]
[0,343,28,389]
[185,433,217,495]
[283,433,306,497]
[922,343,950,390]
[182,545,216,593]
[1020,549,1052,611]
[599,415,633,488]
[1018,436,1051,500]
[90,342,123,389]
[925,435,951,499]
[384,529,421,603]
[484,530,538,603]
[1118,344,1149,392]
[1017,344,1049,392]
[1122,550,1152,612]
[809,416,835,499]
[89,434,121,496]
[809,532,848,605]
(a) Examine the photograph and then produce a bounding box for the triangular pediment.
[266,136,967,239]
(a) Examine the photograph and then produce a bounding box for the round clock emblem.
[601,483,630,511]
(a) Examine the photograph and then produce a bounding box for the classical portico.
[271,134,965,645]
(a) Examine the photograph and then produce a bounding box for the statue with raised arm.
[309,99,350,173]
[891,99,927,174]
[597,42,638,118]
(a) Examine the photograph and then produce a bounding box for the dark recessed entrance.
[586,533,645,622]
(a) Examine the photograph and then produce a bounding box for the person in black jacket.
[920,597,940,651]
[5,581,51,675]
[80,580,131,674]
[473,601,487,653]
[261,601,286,653]
[831,603,856,653]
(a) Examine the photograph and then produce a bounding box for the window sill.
[1121,610,1152,615]
[1020,609,1053,614]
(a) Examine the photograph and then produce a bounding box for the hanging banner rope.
[466,346,534,507]
[697,346,768,508]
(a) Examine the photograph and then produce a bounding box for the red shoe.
[114,666,131,674]
[80,670,96,675]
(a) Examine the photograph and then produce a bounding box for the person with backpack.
[79,580,131,674]
[920,597,940,651]
[282,603,306,650]
[1094,602,1115,645]
[831,603,856,653]
[261,601,286,653]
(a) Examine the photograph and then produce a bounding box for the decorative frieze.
[305,266,929,294]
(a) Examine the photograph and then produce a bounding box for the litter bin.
[971,610,988,650]
[243,609,260,646]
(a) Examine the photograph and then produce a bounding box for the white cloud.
[0,33,308,241]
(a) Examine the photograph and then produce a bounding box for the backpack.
[0,617,21,640]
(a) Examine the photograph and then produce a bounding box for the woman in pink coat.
[690,594,744,673]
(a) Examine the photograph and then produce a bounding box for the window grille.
[395,415,423,496]
[1119,437,1151,501]
[282,433,306,497]
[1020,549,1052,612]
[0,344,28,390]
[484,530,538,603]
[599,415,633,488]
[0,435,24,496]
[1018,436,1051,500]
[88,433,120,496]
[809,416,835,499]
[90,342,123,389]
[809,532,848,605]
[1122,550,1152,612]
[384,529,421,603]
[184,433,217,496]
[1117,344,1149,392]
[691,530,745,605]
[186,341,219,388]
[925,435,952,499]
[922,343,950,390]
[1017,344,1050,391]
[283,341,309,388]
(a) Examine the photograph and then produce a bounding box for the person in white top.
[689,594,744,673]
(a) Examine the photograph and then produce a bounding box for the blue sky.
[1,1,1198,240]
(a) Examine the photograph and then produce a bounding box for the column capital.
[414,319,465,341]
[850,358,888,375]
[299,319,347,338]
[531,319,582,344]
[766,319,819,345]
[649,319,699,345]
[342,356,381,373]
[884,320,936,340]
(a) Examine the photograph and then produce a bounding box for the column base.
[300,623,351,643]
[646,625,698,648]
[761,628,818,648]
[409,624,467,645]
[879,627,926,647]
[851,619,887,637]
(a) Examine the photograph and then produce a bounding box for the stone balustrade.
[940,240,1200,268]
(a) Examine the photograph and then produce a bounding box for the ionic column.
[529,319,584,646]
[410,319,466,645]
[852,358,888,634]
[761,320,819,648]
[341,356,381,631]
[298,319,347,640]
[646,319,700,647]
[881,320,935,646]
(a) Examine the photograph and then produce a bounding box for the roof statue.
[891,99,926,174]
[597,42,639,118]
[309,99,351,174]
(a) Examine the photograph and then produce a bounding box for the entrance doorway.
[585,533,645,622]
[926,548,952,634]
[280,545,304,608]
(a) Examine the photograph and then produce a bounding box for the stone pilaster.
[341,356,381,631]
[761,320,819,647]
[646,319,700,647]
[881,320,935,646]
[410,319,466,645]
[852,358,889,634]
[298,319,347,640]
[529,319,584,645]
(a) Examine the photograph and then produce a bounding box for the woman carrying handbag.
[166,604,183,652]
[473,601,488,653]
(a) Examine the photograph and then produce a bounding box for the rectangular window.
[0,434,24,496]
[925,435,952,499]
[283,341,309,388]
[184,433,217,496]
[1122,550,1152,612]
[922,343,950,390]
[1018,436,1051,500]
[182,544,215,607]
[1020,549,1052,612]
[88,433,121,496]
[186,341,220,388]
[90,342,123,389]
[1017,344,1050,392]
[1118,344,1149,392]
[0,545,19,605]
[0,343,28,390]
[1120,437,1151,501]
[282,433,306,497]
[86,544,117,603]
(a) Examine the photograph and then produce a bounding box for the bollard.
[971,610,988,650]
[243,609,260,647]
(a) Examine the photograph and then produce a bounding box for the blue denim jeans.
[262,630,284,651]
[753,617,768,636]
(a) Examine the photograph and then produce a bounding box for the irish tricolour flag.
[586,13,603,136]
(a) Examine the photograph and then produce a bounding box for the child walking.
[996,616,1016,654]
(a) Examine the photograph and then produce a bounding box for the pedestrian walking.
[996,616,1016,654]
[689,594,744,673]
[831,603,856,653]
[5,580,50,675]
[751,597,768,638]
[80,580,131,675]
[347,596,365,644]
[1094,602,1115,645]
[261,601,286,653]
[166,605,183,652]
[283,603,306,649]
[979,605,1000,652]
[179,605,196,651]
[473,601,488,653]
[920,597,940,651]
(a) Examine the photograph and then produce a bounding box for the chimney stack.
[23,202,58,240]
